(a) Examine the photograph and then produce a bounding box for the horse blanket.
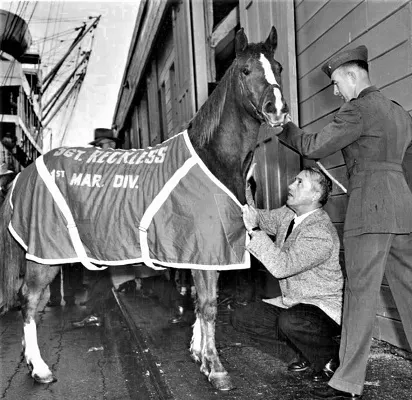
[8,131,250,271]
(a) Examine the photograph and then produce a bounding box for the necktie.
[285,218,295,241]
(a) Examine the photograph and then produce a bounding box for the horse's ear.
[235,28,248,54]
[265,26,278,52]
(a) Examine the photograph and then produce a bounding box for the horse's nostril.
[264,101,273,113]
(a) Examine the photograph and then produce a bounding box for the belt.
[349,160,403,176]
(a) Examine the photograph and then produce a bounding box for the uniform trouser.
[230,301,340,371]
[329,233,412,395]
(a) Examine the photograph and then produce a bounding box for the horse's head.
[188,26,288,202]
[234,26,288,127]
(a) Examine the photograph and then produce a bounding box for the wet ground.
[114,273,412,400]
[1,270,411,399]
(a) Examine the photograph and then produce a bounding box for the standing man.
[89,127,121,149]
[236,166,343,382]
[73,127,121,326]
[278,46,412,399]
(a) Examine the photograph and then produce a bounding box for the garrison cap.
[321,45,368,78]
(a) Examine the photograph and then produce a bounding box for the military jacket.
[278,86,412,237]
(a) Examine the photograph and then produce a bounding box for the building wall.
[294,0,412,350]
[112,0,412,351]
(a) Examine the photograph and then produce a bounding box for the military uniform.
[278,46,412,396]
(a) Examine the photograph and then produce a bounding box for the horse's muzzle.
[258,84,288,127]
[262,100,289,127]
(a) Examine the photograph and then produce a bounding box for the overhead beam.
[210,6,239,48]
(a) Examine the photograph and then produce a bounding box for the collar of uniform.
[356,85,378,99]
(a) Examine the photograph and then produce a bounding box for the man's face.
[331,68,355,102]
[286,171,318,212]
[97,138,116,149]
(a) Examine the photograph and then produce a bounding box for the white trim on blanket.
[182,130,243,207]
[35,156,107,271]
[8,131,251,270]
[139,156,197,270]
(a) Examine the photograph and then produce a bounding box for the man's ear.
[312,190,322,203]
[347,70,357,83]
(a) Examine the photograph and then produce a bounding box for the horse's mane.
[188,63,235,148]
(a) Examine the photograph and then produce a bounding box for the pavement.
[111,271,412,400]
[1,268,411,400]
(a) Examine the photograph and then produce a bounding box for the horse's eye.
[242,68,251,76]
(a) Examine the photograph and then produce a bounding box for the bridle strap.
[239,72,279,122]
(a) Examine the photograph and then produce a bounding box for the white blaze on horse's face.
[259,53,285,126]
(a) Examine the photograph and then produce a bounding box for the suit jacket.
[278,86,412,237]
[248,206,343,324]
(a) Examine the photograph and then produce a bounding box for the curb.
[111,288,174,400]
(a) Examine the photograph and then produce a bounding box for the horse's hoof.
[209,373,235,391]
[33,373,57,384]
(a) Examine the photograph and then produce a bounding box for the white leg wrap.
[190,317,202,361]
[23,319,53,381]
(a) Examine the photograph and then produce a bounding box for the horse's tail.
[0,190,25,314]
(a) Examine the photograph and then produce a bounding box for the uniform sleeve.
[247,225,333,279]
[277,101,363,159]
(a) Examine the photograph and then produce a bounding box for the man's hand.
[246,162,256,183]
[284,113,292,124]
[242,205,259,231]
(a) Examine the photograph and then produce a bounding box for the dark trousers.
[83,268,113,315]
[330,233,412,395]
[230,301,340,371]
[49,264,83,304]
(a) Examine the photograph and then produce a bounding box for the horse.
[0,26,288,391]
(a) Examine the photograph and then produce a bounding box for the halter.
[239,69,281,123]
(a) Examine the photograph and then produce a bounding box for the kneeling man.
[233,167,343,381]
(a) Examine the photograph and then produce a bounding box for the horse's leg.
[21,261,60,383]
[190,270,234,390]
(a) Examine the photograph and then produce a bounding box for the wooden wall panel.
[172,1,195,132]
[373,316,411,351]
[298,2,410,105]
[239,0,300,211]
[296,0,362,56]
[147,61,160,146]
[294,0,325,31]
[382,76,412,113]
[323,194,347,224]
[138,94,150,148]
[131,106,141,149]
[295,0,412,351]
[113,0,167,131]
[167,65,177,136]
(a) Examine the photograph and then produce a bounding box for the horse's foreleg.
[21,262,59,383]
[190,270,234,391]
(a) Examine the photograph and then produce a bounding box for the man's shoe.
[311,386,361,399]
[312,358,339,382]
[287,357,310,372]
[72,314,102,327]
[170,306,185,324]
[46,300,61,307]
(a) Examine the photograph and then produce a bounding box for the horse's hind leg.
[21,261,60,383]
[190,270,234,391]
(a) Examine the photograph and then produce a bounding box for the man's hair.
[339,60,369,74]
[303,166,333,206]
